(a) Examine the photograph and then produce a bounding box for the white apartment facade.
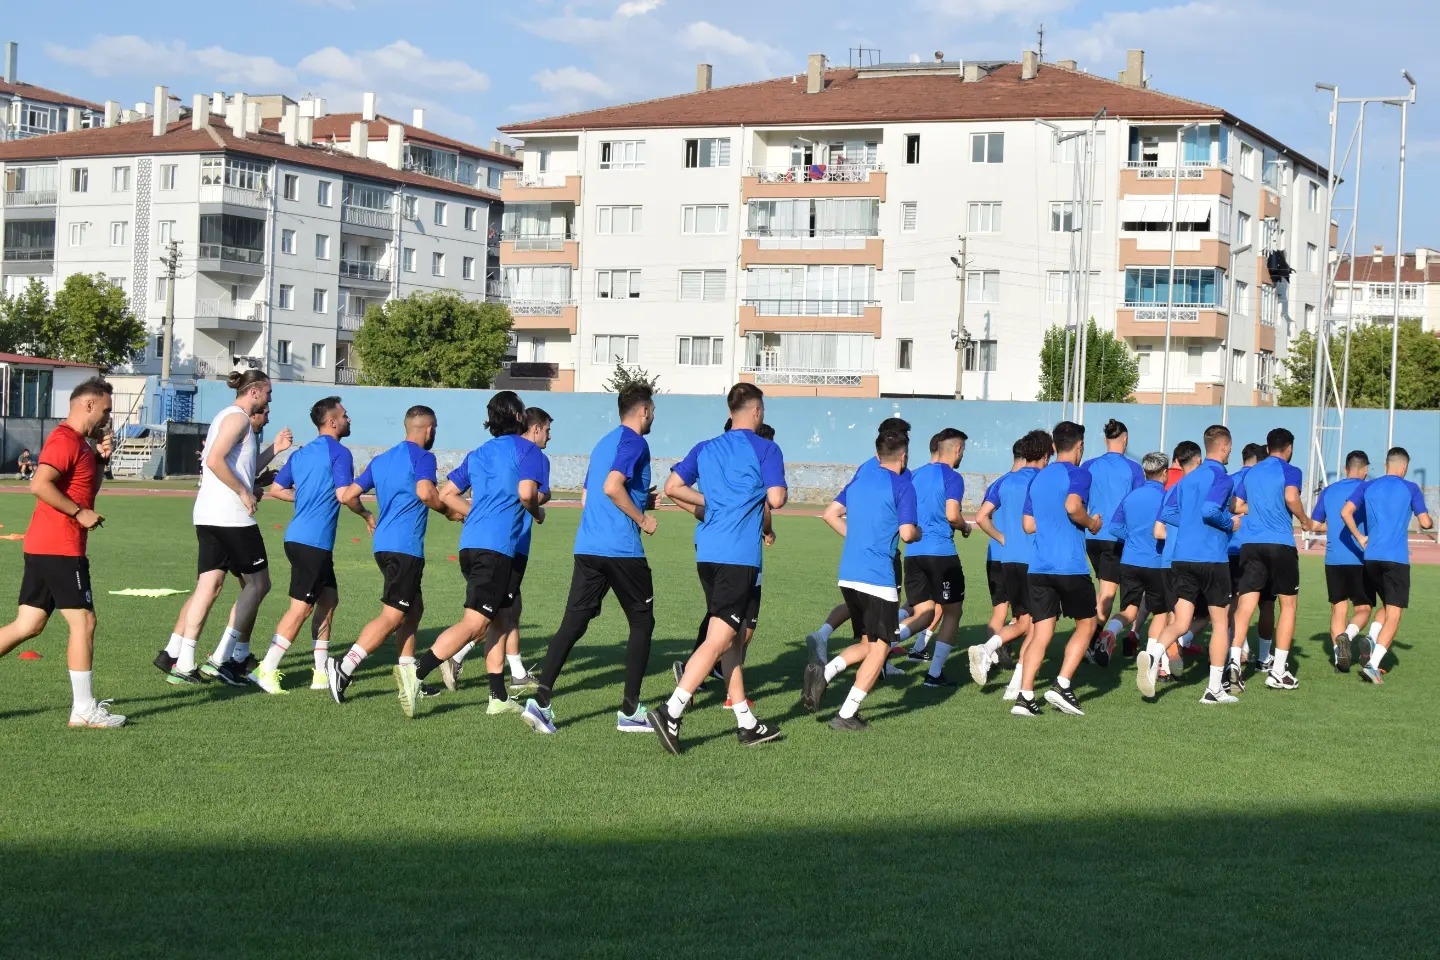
[497,51,1329,403]
[0,87,516,387]
[1331,247,1440,336]
[0,42,104,142]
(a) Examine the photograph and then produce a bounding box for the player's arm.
[1232,495,1249,516]
[1066,493,1101,534]
[1200,475,1235,531]
[974,501,1004,546]
[438,480,470,520]
[663,471,704,510]
[257,427,294,470]
[1310,496,1327,534]
[1284,487,1313,532]
[1108,500,1128,541]
[822,499,847,538]
[945,497,970,537]
[1340,499,1366,548]
[206,410,259,514]
[416,478,446,512]
[604,470,656,535]
[1155,490,1179,541]
[762,504,775,546]
[1409,483,1434,532]
[29,463,102,530]
[896,479,920,543]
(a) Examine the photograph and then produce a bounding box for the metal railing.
[196,298,261,322]
[2,247,54,261]
[341,204,395,230]
[738,364,872,387]
[1123,305,1205,322]
[501,298,576,316]
[746,162,883,184]
[339,259,391,282]
[741,298,875,317]
[744,227,880,238]
[336,368,360,385]
[500,171,573,188]
[4,189,58,206]
[500,230,575,250]
[198,182,268,208]
[337,311,365,331]
[1124,161,1217,180]
[197,243,264,265]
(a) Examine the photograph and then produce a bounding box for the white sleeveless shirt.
[193,405,258,527]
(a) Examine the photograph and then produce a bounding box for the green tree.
[0,278,52,354]
[1278,321,1440,409]
[354,292,512,388]
[602,361,660,393]
[1037,318,1140,403]
[43,273,146,369]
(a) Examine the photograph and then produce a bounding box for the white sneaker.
[1265,670,1299,690]
[1002,675,1022,702]
[1136,652,1156,699]
[440,657,463,692]
[967,645,989,686]
[1200,688,1239,705]
[883,661,905,677]
[68,699,126,728]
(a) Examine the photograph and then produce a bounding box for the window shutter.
[680,271,702,301]
[703,270,726,301]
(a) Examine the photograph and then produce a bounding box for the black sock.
[415,650,442,680]
[621,612,655,718]
[535,684,552,709]
[488,672,506,701]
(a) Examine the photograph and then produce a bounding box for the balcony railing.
[742,298,875,317]
[746,162,883,184]
[1122,304,1206,322]
[339,259,391,282]
[196,298,262,322]
[2,246,54,261]
[198,243,264,265]
[501,171,573,189]
[1124,161,1220,180]
[505,362,561,379]
[337,311,365,332]
[744,227,880,239]
[341,205,395,230]
[198,183,268,208]
[336,368,361,385]
[501,297,576,316]
[739,363,873,387]
[4,189,58,207]
[500,230,575,251]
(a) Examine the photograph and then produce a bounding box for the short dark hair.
[70,376,113,401]
[1052,420,1085,455]
[875,430,908,460]
[726,382,764,413]
[524,407,552,430]
[1241,442,1267,463]
[878,417,911,436]
[1387,446,1410,464]
[404,405,436,426]
[1345,450,1370,471]
[226,368,269,394]
[1103,419,1127,441]
[756,423,776,442]
[1202,424,1231,451]
[309,396,343,428]
[1174,440,1202,466]
[1021,429,1052,462]
[1011,439,1026,460]
[484,390,526,437]
[929,427,967,453]
[1266,427,1295,452]
[617,383,653,418]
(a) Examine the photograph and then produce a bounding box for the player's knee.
[624,606,655,633]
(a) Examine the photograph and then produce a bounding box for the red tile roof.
[0,351,98,369]
[261,113,520,167]
[1334,253,1440,284]
[0,78,103,112]
[0,117,500,201]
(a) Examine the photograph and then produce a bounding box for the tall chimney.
[245,101,260,134]
[411,107,425,129]
[1021,50,1039,80]
[386,123,404,170]
[696,63,713,92]
[298,98,315,119]
[282,103,299,146]
[1417,247,1429,271]
[297,115,314,147]
[66,106,80,132]
[191,93,210,130]
[212,91,225,114]
[350,119,370,158]
[362,92,377,122]
[233,93,248,139]
[152,85,168,137]
[3,42,16,85]
[103,101,119,127]
[312,96,327,119]
[963,63,982,82]
[806,53,825,94]
[1121,49,1145,87]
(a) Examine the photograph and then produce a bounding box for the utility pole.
[951,236,969,400]
[158,240,179,382]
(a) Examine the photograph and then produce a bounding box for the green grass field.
[1,493,1438,959]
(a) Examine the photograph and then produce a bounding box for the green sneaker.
[253,668,288,695]
[487,697,522,716]
[616,705,652,733]
[394,663,421,718]
[198,659,222,681]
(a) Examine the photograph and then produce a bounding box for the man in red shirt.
[0,377,121,728]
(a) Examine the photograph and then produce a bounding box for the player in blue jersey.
[1141,442,1204,694]
[520,384,659,734]
[651,383,787,753]
[1013,421,1102,717]
[901,428,971,687]
[394,392,546,718]
[1154,425,1241,705]
[1310,450,1382,671]
[1232,428,1315,691]
[1082,419,1145,664]
[253,397,372,694]
[966,441,1030,683]
[326,405,455,703]
[1109,452,1170,698]
[802,428,919,730]
[1341,446,1434,684]
[1228,444,1274,670]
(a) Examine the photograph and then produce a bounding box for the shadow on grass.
[2,810,1436,959]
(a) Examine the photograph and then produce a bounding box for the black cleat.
[153,649,177,674]
[326,658,349,705]
[648,704,683,755]
[165,668,205,686]
[1044,685,1085,716]
[737,720,783,746]
[211,660,250,688]
[1333,634,1352,673]
[828,713,869,732]
[1010,693,1043,717]
[906,648,933,663]
[801,661,828,714]
[420,683,443,698]
[922,672,958,688]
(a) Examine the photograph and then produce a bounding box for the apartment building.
[497,50,1329,403]
[0,87,516,386]
[0,42,103,141]
[1331,247,1440,335]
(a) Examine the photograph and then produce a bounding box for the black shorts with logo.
[839,586,899,645]
[1364,560,1411,609]
[1028,573,1097,623]
[1325,564,1374,608]
[986,560,1006,606]
[697,561,760,631]
[19,554,93,613]
[1119,564,1169,615]
[376,551,425,612]
[905,554,965,607]
[1171,560,1232,610]
[459,548,514,616]
[1085,540,1124,584]
[746,584,763,630]
[1235,543,1299,598]
[564,554,655,622]
[1000,562,1031,618]
[507,552,530,606]
[196,524,268,577]
[285,542,337,604]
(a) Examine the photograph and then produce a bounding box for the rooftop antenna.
[848,46,881,68]
[1037,23,1045,62]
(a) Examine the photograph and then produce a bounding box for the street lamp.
[1158,120,1200,452]
[1221,241,1252,426]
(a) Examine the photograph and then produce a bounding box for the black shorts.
[285,542,337,604]
[564,554,655,622]
[19,554,93,613]
[1171,561,1232,610]
[507,553,530,605]
[839,586,899,644]
[196,524,268,577]
[1000,562,1031,618]
[697,561,760,631]
[986,560,1006,606]
[1085,540,1123,584]
[1235,543,1298,598]
[905,554,965,607]
[747,584,762,630]
[376,551,424,612]
[892,553,902,588]
[1325,564,1374,608]
[1119,564,1169,615]
[1364,560,1411,609]
[459,548,514,616]
[1027,573,1097,623]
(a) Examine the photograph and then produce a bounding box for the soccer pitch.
[2,492,1437,959]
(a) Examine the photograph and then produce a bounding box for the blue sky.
[8,0,1435,249]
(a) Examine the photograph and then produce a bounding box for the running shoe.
[1121,632,1140,659]
[671,660,685,685]
[1355,636,1375,668]
[486,697,521,715]
[1135,651,1156,699]
[420,683,443,698]
[967,645,990,686]
[68,699,126,729]
[1223,662,1245,695]
[440,657,463,692]
[1256,656,1274,674]
[1044,686,1085,716]
[165,667,204,686]
[1359,666,1384,685]
[1265,670,1299,690]
[325,657,349,705]
[1010,693,1043,717]
[153,650,176,675]
[828,714,869,732]
[1200,688,1239,705]
[521,699,556,734]
[253,668,287,696]
[393,663,420,718]
[801,661,827,714]
[616,705,653,733]
[648,704,683,755]
[995,643,1017,671]
[1333,634,1352,672]
[509,671,540,692]
[804,631,828,664]
[737,720,783,745]
[922,672,957,688]
[906,647,933,663]
[310,668,328,691]
[201,658,249,688]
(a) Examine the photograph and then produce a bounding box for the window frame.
[317,180,333,207]
[678,269,726,302]
[434,201,448,227]
[310,343,327,369]
[280,228,296,255]
[897,338,914,370]
[159,164,178,190]
[592,334,639,364]
[901,201,917,232]
[970,132,1005,164]
[431,252,446,277]
[403,248,417,273]
[966,270,999,304]
[596,268,642,299]
[315,234,331,260]
[462,256,476,281]
[277,339,293,365]
[682,137,731,169]
[312,288,328,314]
[278,284,295,310]
[905,134,921,165]
[70,168,88,193]
[967,201,1001,233]
[109,221,127,246]
[899,270,916,303]
[283,173,299,201]
[599,140,646,170]
[676,335,724,366]
[681,204,729,235]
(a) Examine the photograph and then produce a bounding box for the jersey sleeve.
[410,448,438,484]
[756,437,787,490]
[37,430,81,475]
[670,441,704,486]
[1158,487,1181,526]
[1311,490,1327,523]
[943,467,964,505]
[538,454,552,495]
[446,457,471,494]
[834,481,850,507]
[983,479,1003,509]
[1282,461,1302,492]
[1022,490,1034,519]
[354,463,375,494]
[1201,471,1235,530]
[274,457,295,490]
[1108,498,1129,539]
[330,443,356,488]
[1345,481,1368,510]
[611,431,647,479]
[894,474,918,527]
[1130,459,1145,489]
[1410,481,1429,517]
[1068,466,1093,502]
[1233,475,1248,502]
[516,440,546,486]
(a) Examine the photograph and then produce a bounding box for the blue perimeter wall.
[192,381,1440,507]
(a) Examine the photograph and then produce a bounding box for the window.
[899,270,916,303]
[683,138,730,168]
[682,204,728,234]
[277,340,292,365]
[599,140,645,169]
[1136,347,1152,377]
[901,202,917,232]
[897,338,914,370]
[1186,344,1204,376]
[1239,143,1256,179]
[311,233,331,260]
[158,221,174,245]
[464,206,477,231]
[964,339,998,372]
[402,196,417,219]
[1308,180,1320,211]
[159,164,178,190]
[462,256,475,281]
[967,202,1001,233]
[1260,285,1277,326]
[488,168,502,190]
[112,166,130,192]
[68,223,85,246]
[1306,242,1318,272]
[1234,280,1250,315]
[109,222,127,246]
[1257,350,1276,393]
[1124,268,1226,307]
[746,199,878,237]
[311,344,326,369]
[313,289,328,313]
[596,206,643,235]
[1218,198,1233,242]
[280,229,296,255]
[744,264,875,314]
[434,201,448,226]
[503,265,573,301]
[432,252,446,277]
[317,180,333,206]
[677,336,724,365]
[679,269,726,302]
[592,334,639,364]
[283,174,299,201]
[154,277,171,303]
[70,168,88,192]
[1235,212,1252,246]
[1045,271,1102,304]
[403,248,417,273]
[1231,348,1245,383]
[1304,303,1316,331]
[905,134,921,164]
[1050,201,1102,233]
[596,269,641,299]
[278,285,294,310]
[966,270,999,303]
[971,132,1004,163]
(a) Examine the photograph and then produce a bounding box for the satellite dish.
[934,51,945,61]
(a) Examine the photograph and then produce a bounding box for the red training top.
[1164,465,1183,490]
[24,424,100,557]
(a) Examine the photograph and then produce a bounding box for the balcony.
[337,311,365,333]
[198,183,268,209]
[3,187,57,208]
[1116,303,1227,340]
[195,298,262,332]
[339,259,392,287]
[336,367,361,385]
[341,204,396,232]
[493,361,575,392]
[738,362,878,397]
[2,246,54,262]
[1119,161,1232,198]
[500,171,581,203]
[741,234,884,269]
[197,243,265,277]
[497,297,578,334]
[1119,238,1230,268]
[499,230,579,268]
[742,164,887,202]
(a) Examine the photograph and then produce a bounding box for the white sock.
[177,638,198,674]
[232,639,250,663]
[506,653,525,678]
[1258,638,1272,661]
[1056,675,1071,690]
[165,632,185,658]
[261,634,291,672]
[1104,618,1124,636]
[984,634,1003,655]
[69,670,95,714]
[398,655,415,666]
[1020,688,1034,699]
[1369,643,1387,670]
[898,607,911,621]
[312,641,329,672]
[1272,649,1289,675]
[733,700,758,730]
[211,626,241,664]
[824,655,847,683]
[455,641,476,663]
[1207,665,1223,693]
[1345,623,1360,639]
[928,641,954,678]
[340,644,368,677]
[1004,672,1022,697]
[838,686,867,719]
[1160,652,1172,675]
[1368,621,1383,641]
[666,687,693,718]
[1228,645,1243,666]
[910,629,930,654]
[897,623,913,643]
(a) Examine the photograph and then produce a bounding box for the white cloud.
[1055,2,1236,65]
[298,41,489,94]
[532,66,615,99]
[616,0,665,16]
[679,21,786,72]
[44,36,295,88]
[920,0,1074,22]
